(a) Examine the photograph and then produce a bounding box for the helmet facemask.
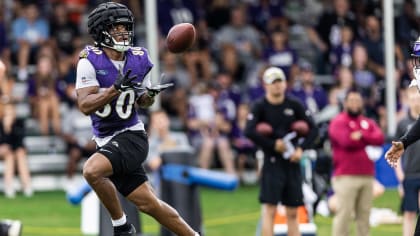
[102,21,134,52]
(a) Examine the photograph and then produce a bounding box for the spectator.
[0,9,9,69]
[329,25,354,73]
[146,109,191,195]
[159,50,190,127]
[351,43,380,118]
[216,71,242,107]
[218,43,246,84]
[49,3,82,57]
[0,60,32,198]
[263,27,299,84]
[157,0,200,36]
[312,0,358,73]
[187,82,236,174]
[27,54,61,136]
[61,106,96,180]
[244,67,318,236]
[334,66,354,104]
[395,0,420,58]
[362,15,385,80]
[231,103,256,183]
[247,0,285,34]
[11,2,49,81]
[213,4,262,76]
[394,87,420,236]
[205,0,231,32]
[182,17,212,85]
[288,61,328,115]
[328,90,385,236]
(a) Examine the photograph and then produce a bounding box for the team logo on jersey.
[284,108,294,116]
[79,49,89,58]
[111,141,119,148]
[360,120,369,129]
[99,148,113,154]
[96,70,108,76]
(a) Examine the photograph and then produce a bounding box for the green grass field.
[0,185,403,236]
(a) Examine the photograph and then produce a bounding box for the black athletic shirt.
[244,96,319,159]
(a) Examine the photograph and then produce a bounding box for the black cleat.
[114,223,136,236]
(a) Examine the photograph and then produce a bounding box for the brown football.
[256,122,273,136]
[166,23,196,53]
[291,120,309,137]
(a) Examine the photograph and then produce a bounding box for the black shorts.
[402,177,420,212]
[97,130,149,196]
[259,158,303,207]
[0,119,25,150]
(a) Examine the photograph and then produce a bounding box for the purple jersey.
[81,46,153,137]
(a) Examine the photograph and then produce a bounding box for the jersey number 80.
[95,90,136,119]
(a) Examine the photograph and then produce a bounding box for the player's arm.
[75,58,120,115]
[136,93,155,108]
[76,86,120,115]
[136,73,155,108]
[399,117,420,148]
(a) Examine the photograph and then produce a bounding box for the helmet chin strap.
[410,67,420,92]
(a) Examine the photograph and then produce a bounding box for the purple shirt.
[83,46,153,137]
[288,86,328,113]
[263,47,297,77]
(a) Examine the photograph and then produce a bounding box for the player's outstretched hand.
[146,83,174,97]
[113,68,140,92]
[144,73,174,97]
[385,141,404,168]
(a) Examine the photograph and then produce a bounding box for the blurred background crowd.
[0,0,419,193]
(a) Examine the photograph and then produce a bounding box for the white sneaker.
[5,189,16,199]
[23,187,33,197]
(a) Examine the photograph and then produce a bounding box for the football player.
[75,2,198,236]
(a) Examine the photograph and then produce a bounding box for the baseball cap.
[263,67,286,84]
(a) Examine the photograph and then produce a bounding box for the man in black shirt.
[386,37,420,236]
[245,67,318,236]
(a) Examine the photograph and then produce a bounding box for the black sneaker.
[114,223,136,236]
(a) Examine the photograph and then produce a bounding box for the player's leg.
[354,177,373,236]
[198,136,214,169]
[285,206,300,236]
[283,168,304,236]
[66,145,82,178]
[261,203,276,236]
[216,137,236,174]
[402,178,420,236]
[127,182,197,236]
[0,144,15,198]
[15,147,32,196]
[414,215,420,236]
[82,152,124,220]
[331,176,357,236]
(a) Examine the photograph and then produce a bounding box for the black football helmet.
[87,2,134,52]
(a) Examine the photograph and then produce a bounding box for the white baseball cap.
[263,67,286,84]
